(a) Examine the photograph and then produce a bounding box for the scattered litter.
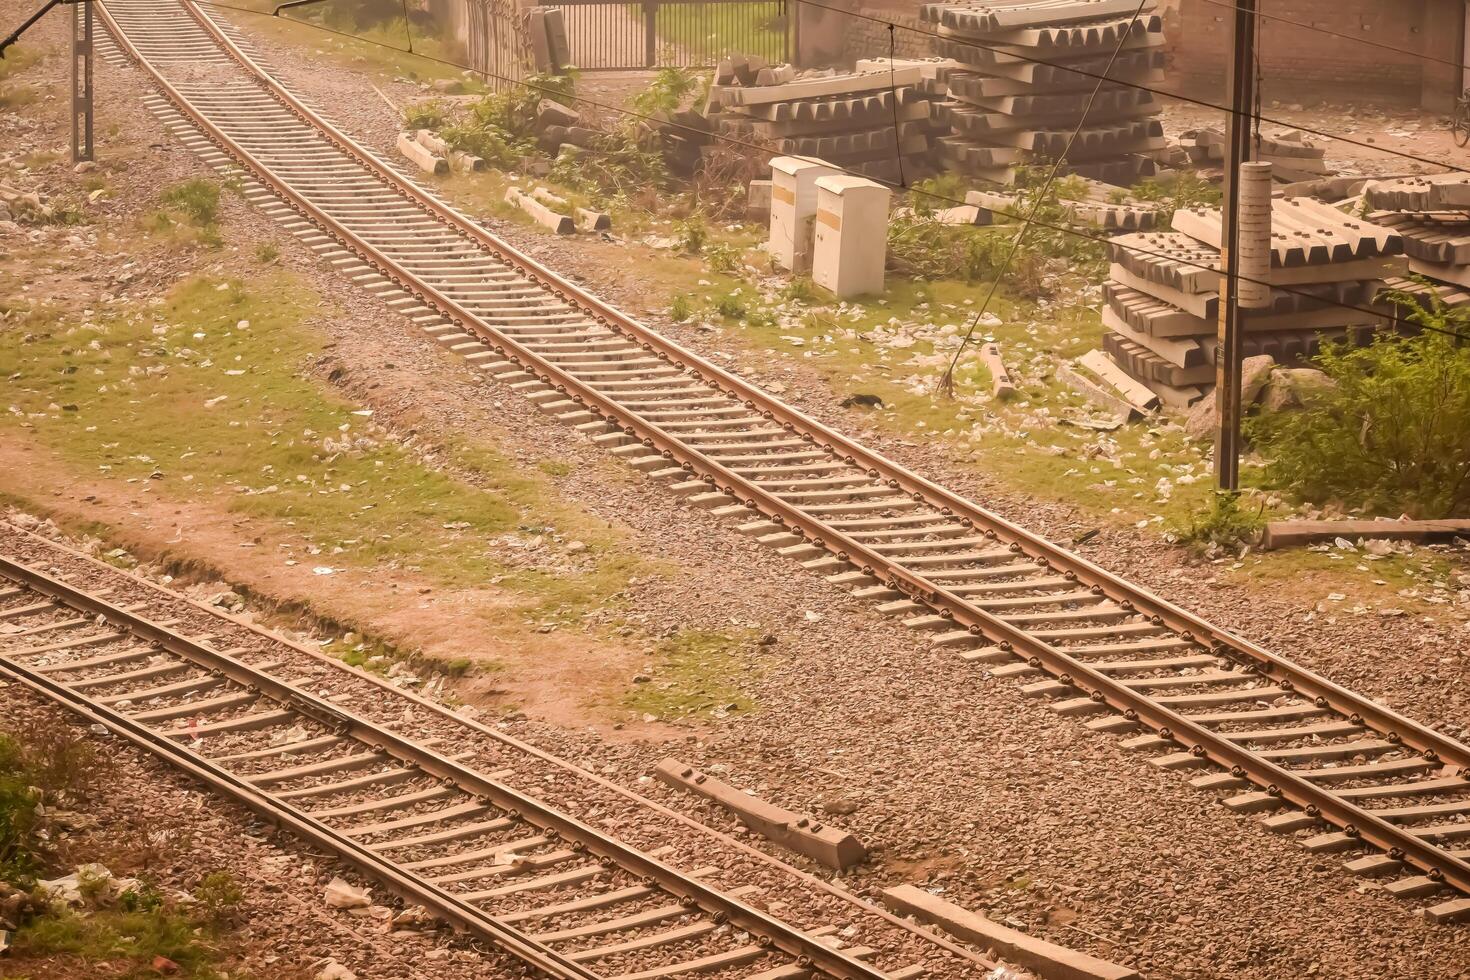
[322,877,371,910]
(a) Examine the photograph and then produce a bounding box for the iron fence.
[542,0,790,70]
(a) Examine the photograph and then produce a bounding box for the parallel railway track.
[0,525,975,979]
[60,0,1470,931]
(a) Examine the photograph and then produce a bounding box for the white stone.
[322,877,371,909]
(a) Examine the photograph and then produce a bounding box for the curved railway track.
[0,526,974,980]
[75,0,1470,929]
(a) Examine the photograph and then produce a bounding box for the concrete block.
[574,207,611,232]
[811,174,889,299]
[396,132,447,175]
[505,187,573,234]
[769,155,840,273]
[883,884,1140,980]
[747,178,772,222]
[655,759,866,871]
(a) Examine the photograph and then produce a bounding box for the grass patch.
[14,902,223,978]
[1171,491,1266,551]
[0,84,38,109]
[149,179,223,245]
[622,629,759,721]
[0,726,100,885]
[1,273,649,631]
[653,3,786,62]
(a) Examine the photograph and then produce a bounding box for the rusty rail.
[0,552,893,980]
[103,0,1470,899]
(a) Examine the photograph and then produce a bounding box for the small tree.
[1249,287,1470,518]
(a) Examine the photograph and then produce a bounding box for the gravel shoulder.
[2,9,1468,980]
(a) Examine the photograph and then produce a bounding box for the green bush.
[713,292,746,319]
[0,728,96,884]
[1173,491,1266,549]
[630,66,701,117]
[158,179,220,226]
[781,278,817,305]
[674,213,708,254]
[1249,296,1470,518]
[402,99,450,131]
[194,870,243,924]
[704,241,739,273]
[1129,171,1222,223]
[669,294,692,322]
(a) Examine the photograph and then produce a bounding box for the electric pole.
[1213,0,1257,491]
[72,0,93,163]
[2,0,93,162]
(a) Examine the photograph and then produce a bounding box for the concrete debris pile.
[1364,174,1470,292]
[1175,127,1329,182]
[1097,197,1405,407]
[965,174,1159,230]
[532,98,610,160]
[705,56,944,182]
[920,0,1166,185]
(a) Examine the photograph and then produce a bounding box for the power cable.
[780,0,1470,176]
[185,0,1470,343]
[940,0,1150,396]
[220,0,1470,176]
[886,23,905,188]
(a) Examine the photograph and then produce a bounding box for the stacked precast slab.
[1099,197,1406,406]
[920,0,1166,185]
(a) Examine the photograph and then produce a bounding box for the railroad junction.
[1,2,1468,978]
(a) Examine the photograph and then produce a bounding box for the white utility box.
[811,174,890,299]
[769,156,840,273]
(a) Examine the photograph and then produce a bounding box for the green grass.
[1,273,648,625]
[0,44,44,110]
[653,2,788,63]
[622,629,760,721]
[216,0,480,87]
[13,903,225,979]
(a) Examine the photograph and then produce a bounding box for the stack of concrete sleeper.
[1099,197,1405,406]
[920,0,1166,185]
[709,62,944,182]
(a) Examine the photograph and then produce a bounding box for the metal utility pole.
[71,0,93,163]
[1213,0,1257,491]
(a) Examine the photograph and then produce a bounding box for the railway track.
[77,0,1470,929]
[0,525,974,979]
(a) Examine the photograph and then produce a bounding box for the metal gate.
[541,0,790,70]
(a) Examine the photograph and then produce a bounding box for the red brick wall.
[1172,0,1464,108]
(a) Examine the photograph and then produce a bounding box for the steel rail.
[0,520,996,973]
[178,0,1470,779]
[0,558,596,980]
[111,0,1470,897]
[0,553,890,980]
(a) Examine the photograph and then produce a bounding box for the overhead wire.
[780,0,1470,176]
[187,0,1470,343]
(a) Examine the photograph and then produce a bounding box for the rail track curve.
[81,0,1470,927]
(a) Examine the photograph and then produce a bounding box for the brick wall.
[842,4,929,62]
[1172,0,1464,108]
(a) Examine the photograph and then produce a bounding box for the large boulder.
[1259,367,1336,414]
[1184,392,1217,440]
[1241,354,1277,404]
